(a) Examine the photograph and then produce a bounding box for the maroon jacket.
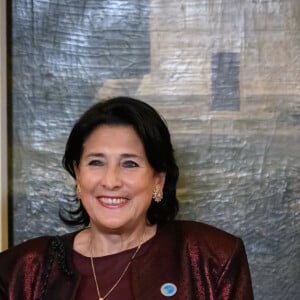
[0,221,254,299]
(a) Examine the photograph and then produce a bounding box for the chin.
[100,220,129,231]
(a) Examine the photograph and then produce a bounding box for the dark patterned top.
[0,220,254,299]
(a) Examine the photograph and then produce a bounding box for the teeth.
[99,197,127,204]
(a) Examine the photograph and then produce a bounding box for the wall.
[9,0,300,299]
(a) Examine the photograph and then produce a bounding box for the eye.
[88,159,104,167]
[122,160,139,168]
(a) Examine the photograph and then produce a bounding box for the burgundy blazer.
[0,220,254,299]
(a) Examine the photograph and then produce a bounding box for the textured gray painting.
[9,1,300,299]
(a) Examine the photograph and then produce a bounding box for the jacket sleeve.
[0,237,52,300]
[216,238,254,300]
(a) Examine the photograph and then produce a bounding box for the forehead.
[83,125,144,152]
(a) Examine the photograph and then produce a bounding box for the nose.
[101,165,122,189]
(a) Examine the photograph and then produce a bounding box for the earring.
[152,185,163,202]
[76,184,81,200]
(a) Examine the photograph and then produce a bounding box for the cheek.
[78,173,98,191]
[135,177,157,194]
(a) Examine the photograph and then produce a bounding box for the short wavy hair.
[61,97,179,226]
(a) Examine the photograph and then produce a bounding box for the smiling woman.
[0,97,254,299]
[73,125,166,244]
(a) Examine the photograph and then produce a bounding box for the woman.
[0,97,254,299]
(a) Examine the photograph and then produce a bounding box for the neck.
[87,223,156,257]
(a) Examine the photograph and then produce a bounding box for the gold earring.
[153,185,163,202]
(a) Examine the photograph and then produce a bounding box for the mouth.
[96,196,128,207]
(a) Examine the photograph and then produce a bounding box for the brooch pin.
[160,283,177,297]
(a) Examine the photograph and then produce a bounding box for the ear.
[73,160,80,180]
[155,172,166,188]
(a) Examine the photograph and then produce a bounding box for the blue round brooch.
[160,283,177,297]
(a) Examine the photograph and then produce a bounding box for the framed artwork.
[6,1,300,298]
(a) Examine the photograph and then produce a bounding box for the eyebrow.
[85,153,142,159]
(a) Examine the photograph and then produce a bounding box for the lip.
[96,196,129,208]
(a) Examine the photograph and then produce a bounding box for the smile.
[97,197,128,205]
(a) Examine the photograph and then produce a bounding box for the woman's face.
[74,125,165,232]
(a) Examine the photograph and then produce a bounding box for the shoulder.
[179,220,238,241]
[0,231,77,267]
[0,232,79,296]
[162,220,243,257]
[0,236,53,260]
[165,219,239,239]
[0,235,54,290]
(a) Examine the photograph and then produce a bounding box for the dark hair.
[61,97,179,226]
